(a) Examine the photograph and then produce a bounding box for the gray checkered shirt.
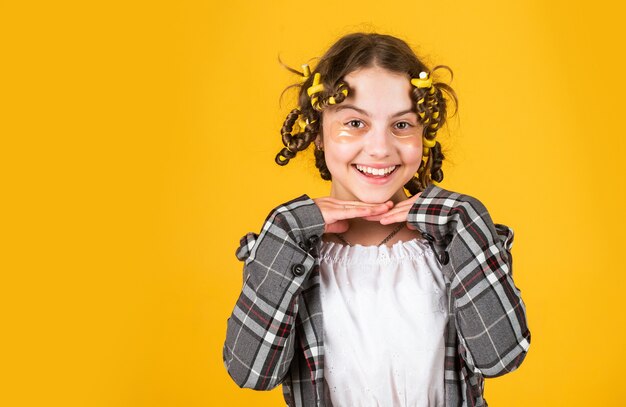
[224,185,530,406]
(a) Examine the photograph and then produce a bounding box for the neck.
[339,218,404,246]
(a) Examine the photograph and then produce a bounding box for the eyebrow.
[334,104,416,118]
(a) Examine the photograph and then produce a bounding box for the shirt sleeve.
[408,185,531,377]
[223,195,325,390]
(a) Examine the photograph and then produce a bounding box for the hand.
[313,197,393,234]
[364,193,422,230]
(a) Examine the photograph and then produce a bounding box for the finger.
[317,206,387,226]
[363,214,386,221]
[368,212,418,227]
[375,194,422,226]
[325,206,389,224]
[375,196,418,222]
[392,198,417,209]
[315,198,394,225]
[325,219,349,234]
[332,200,393,209]
[334,201,390,211]
[319,196,394,206]
[338,205,390,219]
[314,198,394,215]
[379,205,407,216]
[378,206,411,225]
[344,201,396,222]
[379,212,408,225]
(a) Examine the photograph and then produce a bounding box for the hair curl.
[275,32,458,194]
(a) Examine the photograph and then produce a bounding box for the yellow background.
[2,0,625,405]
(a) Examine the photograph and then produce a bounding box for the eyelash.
[344,120,415,130]
[394,121,413,130]
[346,119,364,128]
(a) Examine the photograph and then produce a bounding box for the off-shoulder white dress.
[319,239,448,407]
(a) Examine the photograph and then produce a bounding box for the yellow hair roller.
[297,117,308,132]
[307,73,324,96]
[411,71,432,89]
[307,73,324,110]
[328,88,349,105]
[423,137,437,148]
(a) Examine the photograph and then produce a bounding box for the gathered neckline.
[319,238,435,265]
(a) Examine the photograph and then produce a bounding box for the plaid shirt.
[224,185,530,406]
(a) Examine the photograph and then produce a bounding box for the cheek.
[323,142,358,170]
[397,137,423,166]
[321,121,362,171]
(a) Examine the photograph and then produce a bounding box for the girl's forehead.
[344,66,410,82]
[341,67,414,115]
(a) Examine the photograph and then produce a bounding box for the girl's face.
[320,66,423,204]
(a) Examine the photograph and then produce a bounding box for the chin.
[354,189,403,204]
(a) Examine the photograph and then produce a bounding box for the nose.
[363,125,392,158]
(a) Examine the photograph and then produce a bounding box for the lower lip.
[353,165,398,185]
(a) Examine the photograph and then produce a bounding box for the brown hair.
[275,32,457,195]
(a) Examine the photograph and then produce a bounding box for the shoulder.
[410,184,491,222]
[236,195,325,262]
[409,184,511,244]
[416,184,487,210]
[261,194,325,234]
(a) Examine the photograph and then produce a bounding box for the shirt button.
[307,235,320,246]
[438,251,450,265]
[292,263,306,276]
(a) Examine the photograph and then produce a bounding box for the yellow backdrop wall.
[2,0,625,405]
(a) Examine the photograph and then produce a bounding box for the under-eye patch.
[326,119,422,144]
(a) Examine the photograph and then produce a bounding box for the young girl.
[223,32,530,407]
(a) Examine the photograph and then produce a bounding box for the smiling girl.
[223,33,530,407]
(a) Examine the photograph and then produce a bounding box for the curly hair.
[275,32,458,195]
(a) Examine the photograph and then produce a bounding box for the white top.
[319,239,448,407]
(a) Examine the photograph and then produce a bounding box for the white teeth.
[355,165,397,175]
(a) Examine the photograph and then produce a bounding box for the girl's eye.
[395,121,412,130]
[347,119,364,128]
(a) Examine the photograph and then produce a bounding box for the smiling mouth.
[354,164,398,177]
